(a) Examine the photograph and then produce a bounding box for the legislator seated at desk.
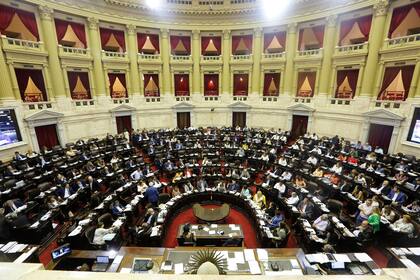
[177,224,244,247]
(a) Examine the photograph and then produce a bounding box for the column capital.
[160,28,169,38]
[223,29,231,40]
[287,22,298,34]
[87,17,99,30]
[373,0,389,16]
[38,5,53,21]
[326,15,338,27]
[127,24,136,35]
[254,27,263,37]
[192,29,200,40]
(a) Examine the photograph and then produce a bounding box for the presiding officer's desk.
[176,224,244,247]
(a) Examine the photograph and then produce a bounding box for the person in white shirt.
[278,157,288,166]
[310,147,322,155]
[274,180,286,197]
[390,215,415,234]
[306,155,318,165]
[331,162,342,174]
[281,171,292,181]
[92,216,116,245]
[374,146,384,154]
[291,143,300,150]
[240,168,250,180]
[130,167,144,181]
[286,192,299,206]
[357,199,373,224]
[260,152,269,162]
[312,214,329,233]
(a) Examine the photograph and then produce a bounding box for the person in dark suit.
[227,180,240,192]
[297,197,315,220]
[3,199,24,214]
[56,183,77,199]
[86,176,100,193]
[143,208,157,226]
[387,186,406,205]
[144,183,159,207]
[14,151,26,161]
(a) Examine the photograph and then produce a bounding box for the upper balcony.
[294,48,323,62]
[101,50,129,63]
[58,45,92,61]
[230,54,253,65]
[138,53,162,65]
[0,36,46,56]
[381,34,420,53]
[261,52,286,64]
[333,42,368,58]
[170,55,192,65]
[200,55,222,65]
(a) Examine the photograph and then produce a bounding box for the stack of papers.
[354,253,372,262]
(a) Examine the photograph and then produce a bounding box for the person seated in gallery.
[171,186,182,197]
[347,154,358,165]
[3,199,24,214]
[56,183,77,199]
[278,156,288,166]
[381,205,396,223]
[236,147,245,157]
[14,151,26,161]
[182,181,194,192]
[312,167,324,178]
[330,162,343,174]
[404,200,420,214]
[143,208,157,226]
[130,167,144,181]
[366,152,377,162]
[394,160,408,172]
[306,155,318,165]
[394,171,408,184]
[92,214,117,246]
[180,224,196,244]
[144,182,159,207]
[356,199,374,224]
[353,221,373,243]
[281,170,292,181]
[269,210,285,229]
[387,186,406,205]
[265,202,277,218]
[273,179,286,198]
[294,175,306,189]
[111,200,125,216]
[367,207,381,234]
[310,146,322,155]
[65,147,77,158]
[227,180,240,192]
[271,221,290,247]
[26,149,38,159]
[297,197,315,220]
[312,214,330,235]
[286,192,300,206]
[240,185,252,199]
[374,146,384,154]
[390,215,415,235]
[240,168,250,180]
[253,190,267,209]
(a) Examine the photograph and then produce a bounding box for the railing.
[231,54,252,60]
[102,50,127,58]
[203,96,220,101]
[72,99,95,107]
[24,101,53,110]
[297,48,322,56]
[175,96,191,102]
[201,55,222,61]
[145,96,161,103]
[373,99,403,109]
[262,96,278,102]
[60,45,89,55]
[171,55,191,61]
[112,98,130,104]
[330,98,353,105]
[138,53,161,60]
[294,97,312,103]
[385,34,420,47]
[336,42,368,53]
[233,96,247,101]
[262,52,285,59]
[2,35,42,49]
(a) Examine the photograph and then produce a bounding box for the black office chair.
[38,182,51,192]
[158,193,171,204]
[327,199,343,216]
[3,179,17,190]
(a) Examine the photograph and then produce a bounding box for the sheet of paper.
[248,260,261,275]
[331,262,345,269]
[354,253,372,262]
[120,268,131,274]
[290,259,300,269]
[409,247,420,256]
[234,251,245,264]
[400,259,418,269]
[333,254,351,263]
[244,249,255,261]
[227,259,238,271]
[218,251,228,259]
[210,224,218,228]
[208,230,216,235]
[191,225,198,230]
[174,263,184,274]
[256,249,268,261]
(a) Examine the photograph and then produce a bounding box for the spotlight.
[262,0,289,18]
[146,0,162,10]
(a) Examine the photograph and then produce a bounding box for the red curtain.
[263,73,280,96]
[231,35,253,54]
[67,71,91,100]
[170,36,191,54]
[108,73,127,98]
[204,74,219,96]
[263,32,286,52]
[35,124,59,150]
[0,5,39,40]
[14,68,47,102]
[177,112,191,129]
[201,36,221,55]
[296,72,316,97]
[378,65,414,100]
[291,115,308,140]
[298,29,304,50]
[339,15,372,45]
[174,74,190,96]
[54,19,87,47]
[100,28,126,51]
[335,69,359,98]
[368,124,393,153]
[233,74,249,96]
[313,25,325,48]
[143,74,160,97]
[388,2,420,38]
[116,116,132,134]
[137,33,160,53]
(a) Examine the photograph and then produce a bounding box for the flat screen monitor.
[0,109,22,147]
[51,243,71,261]
[407,108,420,144]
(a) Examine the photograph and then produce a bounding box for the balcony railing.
[1,35,43,50]
[336,42,368,53]
[102,50,127,58]
[373,99,403,109]
[145,96,161,103]
[297,48,323,57]
[233,96,247,101]
[171,55,191,61]
[203,96,220,101]
[262,52,285,59]
[24,101,53,111]
[385,34,420,48]
[201,55,222,61]
[72,99,95,107]
[330,98,353,105]
[175,96,191,102]
[262,96,278,102]
[231,54,252,60]
[138,53,161,60]
[112,98,130,104]
[60,46,89,55]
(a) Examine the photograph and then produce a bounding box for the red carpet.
[366,246,389,268]
[162,204,261,248]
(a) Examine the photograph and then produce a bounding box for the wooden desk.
[177,224,244,247]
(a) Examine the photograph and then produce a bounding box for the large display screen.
[407,108,420,144]
[0,109,22,147]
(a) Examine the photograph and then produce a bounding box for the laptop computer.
[92,256,110,272]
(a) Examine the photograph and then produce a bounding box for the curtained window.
[378,65,414,101]
[170,36,191,55]
[368,124,393,153]
[263,32,286,53]
[174,74,190,96]
[137,33,160,54]
[143,74,160,97]
[388,2,420,38]
[232,35,253,55]
[339,15,372,45]
[35,124,59,150]
[201,36,221,56]
[67,71,91,100]
[0,4,39,41]
[108,73,128,98]
[54,19,87,48]
[263,73,280,96]
[298,25,324,50]
[100,28,126,52]
[14,68,47,102]
[296,72,316,97]
[204,74,219,96]
[335,69,359,99]
[233,74,249,96]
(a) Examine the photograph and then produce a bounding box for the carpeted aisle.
[162,204,261,248]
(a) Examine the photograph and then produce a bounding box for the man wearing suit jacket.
[297,197,315,220]
[86,176,100,193]
[387,186,406,205]
[3,199,24,214]
[56,183,77,199]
